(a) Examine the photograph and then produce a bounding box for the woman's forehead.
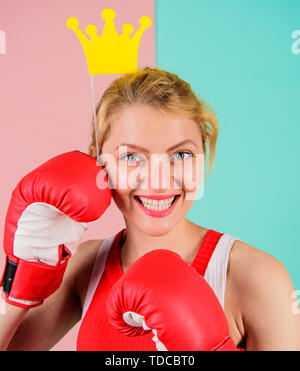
[103,105,202,150]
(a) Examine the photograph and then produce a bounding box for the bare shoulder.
[72,239,103,270]
[67,239,104,309]
[226,239,300,350]
[228,239,293,295]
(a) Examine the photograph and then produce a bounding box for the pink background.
[0,0,155,350]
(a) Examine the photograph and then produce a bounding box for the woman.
[1,67,300,351]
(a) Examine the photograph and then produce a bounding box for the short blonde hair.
[89,66,218,178]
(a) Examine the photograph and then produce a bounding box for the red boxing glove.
[1,151,111,308]
[106,249,238,351]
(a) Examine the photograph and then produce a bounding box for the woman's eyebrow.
[167,139,197,151]
[114,139,197,153]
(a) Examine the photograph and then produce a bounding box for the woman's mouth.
[133,194,180,218]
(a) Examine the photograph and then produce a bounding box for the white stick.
[90,75,100,162]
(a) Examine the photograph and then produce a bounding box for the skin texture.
[100,104,207,268]
[2,104,300,350]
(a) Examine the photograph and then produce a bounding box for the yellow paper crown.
[66,8,151,75]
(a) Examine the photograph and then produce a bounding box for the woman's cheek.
[174,155,205,201]
[119,162,151,192]
[96,153,118,190]
[97,156,140,192]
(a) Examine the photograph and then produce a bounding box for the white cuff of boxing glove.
[13,202,88,265]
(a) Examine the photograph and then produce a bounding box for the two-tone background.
[0,0,299,350]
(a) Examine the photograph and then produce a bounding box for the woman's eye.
[170,151,193,161]
[120,153,144,162]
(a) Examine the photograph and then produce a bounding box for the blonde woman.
[1,67,300,351]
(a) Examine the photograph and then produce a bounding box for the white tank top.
[81,232,240,319]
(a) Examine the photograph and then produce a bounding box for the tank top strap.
[105,228,125,285]
[81,228,125,319]
[191,229,224,276]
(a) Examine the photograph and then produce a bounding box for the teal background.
[156,0,300,288]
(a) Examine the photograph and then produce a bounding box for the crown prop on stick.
[66,8,152,159]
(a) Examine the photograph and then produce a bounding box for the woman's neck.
[120,219,208,273]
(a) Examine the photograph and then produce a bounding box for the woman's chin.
[135,220,176,237]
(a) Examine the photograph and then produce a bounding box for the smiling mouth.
[134,195,180,211]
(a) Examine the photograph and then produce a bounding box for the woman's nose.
[139,154,180,192]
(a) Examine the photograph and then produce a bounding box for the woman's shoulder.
[68,239,104,307]
[227,238,295,322]
[73,239,104,269]
[227,238,300,349]
[228,239,290,291]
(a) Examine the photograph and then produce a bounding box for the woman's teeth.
[137,196,175,211]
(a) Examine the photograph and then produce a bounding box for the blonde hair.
[88,66,218,178]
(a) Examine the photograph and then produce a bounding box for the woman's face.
[100,104,205,236]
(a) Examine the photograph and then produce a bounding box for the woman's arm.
[2,239,100,351]
[0,297,29,350]
[229,240,300,350]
